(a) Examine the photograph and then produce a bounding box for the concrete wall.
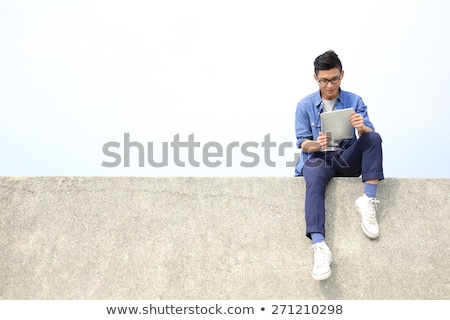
[0,177,449,300]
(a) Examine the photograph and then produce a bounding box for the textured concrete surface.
[0,177,449,300]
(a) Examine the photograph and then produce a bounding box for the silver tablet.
[320,108,355,140]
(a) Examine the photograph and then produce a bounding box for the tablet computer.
[320,108,354,140]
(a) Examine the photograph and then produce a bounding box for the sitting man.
[294,50,384,280]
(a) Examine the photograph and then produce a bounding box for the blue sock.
[311,232,324,244]
[364,183,378,198]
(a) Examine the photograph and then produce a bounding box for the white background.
[1,0,449,177]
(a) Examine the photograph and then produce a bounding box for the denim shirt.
[294,88,375,176]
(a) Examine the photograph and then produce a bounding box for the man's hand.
[349,111,372,136]
[301,132,331,153]
[349,112,364,131]
[317,132,331,149]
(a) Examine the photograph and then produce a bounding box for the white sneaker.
[310,241,332,281]
[355,194,380,239]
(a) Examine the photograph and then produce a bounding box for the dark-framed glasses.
[318,76,341,86]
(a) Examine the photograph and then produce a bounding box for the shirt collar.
[314,88,343,109]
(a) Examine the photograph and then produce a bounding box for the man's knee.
[303,157,326,177]
[362,131,382,144]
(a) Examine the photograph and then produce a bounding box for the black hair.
[314,50,342,75]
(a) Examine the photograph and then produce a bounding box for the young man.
[295,50,384,281]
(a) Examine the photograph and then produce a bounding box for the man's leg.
[302,153,335,281]
[336,132,384,238]
[336,131,384,182]
[303,153,336,239]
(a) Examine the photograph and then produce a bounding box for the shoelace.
[310,244,328,268]
[365,198,380,224]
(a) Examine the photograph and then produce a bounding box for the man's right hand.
[301,132,331,153]
[317,132,331,150]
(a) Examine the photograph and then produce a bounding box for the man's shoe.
[310,241,332,281]
[355,194,380,239]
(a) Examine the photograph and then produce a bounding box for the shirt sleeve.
[356,97,375,131]
[295,101,313,149]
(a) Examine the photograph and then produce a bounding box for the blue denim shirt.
[294,89,375,176]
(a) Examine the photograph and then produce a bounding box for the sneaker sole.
[312,269,331,281]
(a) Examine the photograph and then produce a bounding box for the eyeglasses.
[318,76,341,86]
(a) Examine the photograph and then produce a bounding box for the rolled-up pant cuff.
[306,225,325,239]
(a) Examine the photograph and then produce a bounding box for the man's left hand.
[349,112,365,131]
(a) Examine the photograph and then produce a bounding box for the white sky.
[1,0,449,177]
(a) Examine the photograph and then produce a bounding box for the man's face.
[314,68,344,100]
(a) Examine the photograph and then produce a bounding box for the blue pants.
[302,132,384,239]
